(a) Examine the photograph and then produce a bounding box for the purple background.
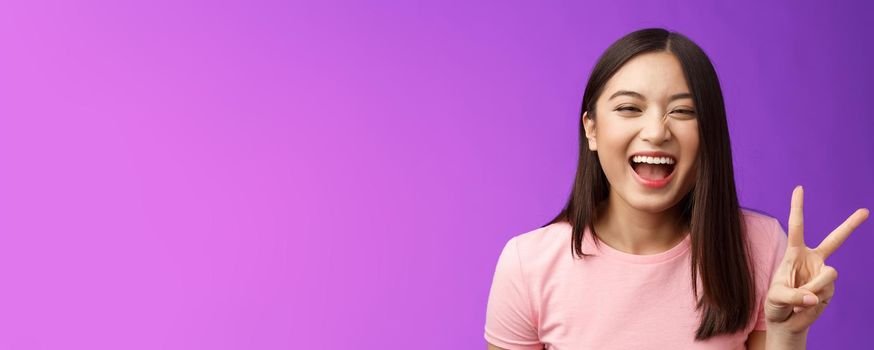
[1,1,872,349]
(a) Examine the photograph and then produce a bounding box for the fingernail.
[803,295,817,305]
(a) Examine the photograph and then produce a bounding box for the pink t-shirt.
[484,208,788,350]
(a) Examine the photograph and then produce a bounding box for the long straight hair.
[544,28,754,340]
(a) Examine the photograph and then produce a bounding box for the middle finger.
[815,208,870,260]
[798,265,837,294]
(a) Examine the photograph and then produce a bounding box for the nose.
[639,109,672,145]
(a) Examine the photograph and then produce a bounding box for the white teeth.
[631,155,675,165]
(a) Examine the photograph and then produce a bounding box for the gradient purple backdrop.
[1,0,872,349]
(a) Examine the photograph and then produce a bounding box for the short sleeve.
[484,237,542,350]
[753,218,789,330]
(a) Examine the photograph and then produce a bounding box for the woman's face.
[583,51,699,213]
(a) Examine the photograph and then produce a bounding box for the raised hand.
[764,185,869,334]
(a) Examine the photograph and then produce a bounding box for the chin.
[629,199,678,214]
[622,186,686,213]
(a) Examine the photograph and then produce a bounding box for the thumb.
[766,283,819,322]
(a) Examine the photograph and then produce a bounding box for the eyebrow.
[608,90,692,102]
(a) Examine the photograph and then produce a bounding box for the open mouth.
[628,156,676,181]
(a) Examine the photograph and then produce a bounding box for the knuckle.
[824,265,838,280]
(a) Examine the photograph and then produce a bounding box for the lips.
[627,151,678,189]
[630,162,675,188]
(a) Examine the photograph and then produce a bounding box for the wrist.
[765,326,808,350]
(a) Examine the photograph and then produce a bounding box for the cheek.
[678,130,700,180]
[596,131,634,178]
[676,126,700,158]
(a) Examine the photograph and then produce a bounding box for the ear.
[582,111,597,151]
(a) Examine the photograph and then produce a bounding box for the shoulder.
[739,207,789,288]
[740,207,787,252]
[740,207,779,231]
[496,221,574,277]
[510,221,572,258]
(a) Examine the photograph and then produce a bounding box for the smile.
[628,156,676,189]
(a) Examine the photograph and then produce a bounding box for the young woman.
[484,28,869,350]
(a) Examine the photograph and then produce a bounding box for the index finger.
[787,185,806,248]
[815,208,870,259]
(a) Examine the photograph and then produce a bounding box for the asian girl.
[484,28,868,350]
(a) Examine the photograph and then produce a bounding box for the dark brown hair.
[543,28,755,340]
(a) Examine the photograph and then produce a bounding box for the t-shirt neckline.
[583,225,691,264]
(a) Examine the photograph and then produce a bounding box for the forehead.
[601,51,691,101]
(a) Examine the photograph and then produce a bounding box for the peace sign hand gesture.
[764,186,869,335]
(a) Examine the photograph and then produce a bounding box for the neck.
[593,194,689,255]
